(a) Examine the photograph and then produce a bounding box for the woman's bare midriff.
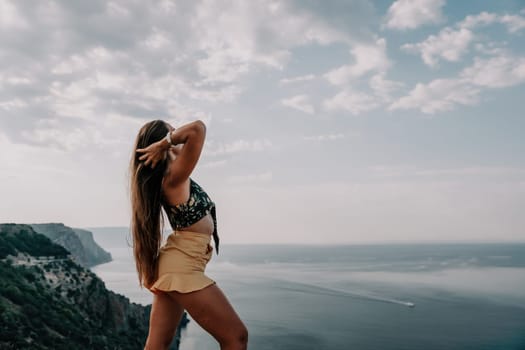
[176,212,214,236]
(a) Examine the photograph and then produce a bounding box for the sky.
[1,0,524,244]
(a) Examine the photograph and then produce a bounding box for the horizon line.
[83,226,525,245]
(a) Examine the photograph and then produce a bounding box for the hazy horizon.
[1,0,524,244]
[88,225,525,245]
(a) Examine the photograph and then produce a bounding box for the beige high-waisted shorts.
[149,230,216,294]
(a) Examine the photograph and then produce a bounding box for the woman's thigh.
[147,292,185,347]
[167,283,246,343]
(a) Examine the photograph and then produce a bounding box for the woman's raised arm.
[136,120,206,184]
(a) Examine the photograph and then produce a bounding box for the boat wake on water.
[275,279,416,308]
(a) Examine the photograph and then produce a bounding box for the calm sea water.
[89,228,525,350]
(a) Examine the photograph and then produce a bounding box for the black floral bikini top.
[161,178,219,254]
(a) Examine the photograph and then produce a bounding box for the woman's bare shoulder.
[162,176,191,207]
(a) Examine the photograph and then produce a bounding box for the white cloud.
[389,53,525,114]
[279,74,316,84]
[473,42,507,56]
[281,95,315,114]
[499,14,525,32]
[461,55,525,88]
[0,0,29,29]
[402,28,474,67]
[369,74,404,102]
[389,78,479,114]
[0,0,377,150]
[459,11,498,29]
[0,98,27,111]
[460,11,525,33]
[322,72,402,115]
[189,0,373,85]
[403,10,525,66]
[106,1,131,18]
[20,128,90,152]
[206,138,273,156]
[196,49,252,84]
[16,114,139,152]
[323,89,380,115]
[1,75,32,85]
[141,28,171,50]
[324,38,390,85]
[384,0,445,30]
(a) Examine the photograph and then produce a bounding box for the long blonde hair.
[128,120,169,288]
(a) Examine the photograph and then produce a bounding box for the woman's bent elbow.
[193,119,206,133]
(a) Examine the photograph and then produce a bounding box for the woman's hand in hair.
[136,139,169,169]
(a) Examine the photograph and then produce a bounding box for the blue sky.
[1,0,524,243]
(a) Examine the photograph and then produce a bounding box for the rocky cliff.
[30,223,112,267]
[73,227,113,265]
[0,223,188,350]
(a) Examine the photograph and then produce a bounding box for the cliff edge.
[30,223,112,267]
[0,223,188,350]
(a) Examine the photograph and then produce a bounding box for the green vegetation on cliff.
[0,224,68,259]
[0,260,152,349]
[0,223,188,350]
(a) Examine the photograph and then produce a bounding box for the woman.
[129,119,248,350]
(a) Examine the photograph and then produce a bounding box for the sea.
[89,227,525,350]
